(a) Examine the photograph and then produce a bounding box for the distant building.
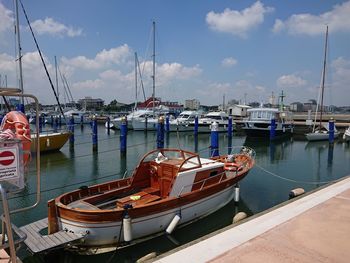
[227,104,251,117]
[185,99,200,110]
[290,102,304,112]
[78,97,104,110]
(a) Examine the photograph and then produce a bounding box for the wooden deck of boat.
[19,218,83,253]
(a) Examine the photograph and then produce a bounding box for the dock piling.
[194,115,198,136]
[210,122,219,157]
[69,115,75,145]
[157,117,164,149]
[92,116,98,152]
[165,115,170,132]
[228,116,233,138]
[329,118,334,143]
[106,116,110,134]
[270,118,276,141]
[120,117,127,153]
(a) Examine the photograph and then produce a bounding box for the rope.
[255,163,342,185]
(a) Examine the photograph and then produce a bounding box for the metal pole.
[0,184,17,263]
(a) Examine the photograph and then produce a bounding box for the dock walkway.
[19,218,83,253]
[155,176,350,263]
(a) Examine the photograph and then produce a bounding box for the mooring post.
[270,118,276,141]
[50,115,54,126]
[58,115,62,126]
[120,116,127,153]
[53,116,58,132]
[92,115,98,151]
[16,103,25,114]
[69,115,75,145]
[329,118,334,144]
[165,115,170,133]
[210,122,219,157]
[106,116,111,134]
[157,116,165,149]
[194,115,198,136]
[145,116,148,132]
[39,115,43,133]
[228,116,233,138]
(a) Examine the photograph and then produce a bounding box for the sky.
[0,0,349,106]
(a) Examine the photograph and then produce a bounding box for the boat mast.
[134,52,138,110]
[152,21,155,113]
[14,0,24,102]
[55,56,59,101]
[319,25,328,129]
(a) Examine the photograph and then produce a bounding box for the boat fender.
[165,214,181,235]
[289,188,305,198]
[123,214,132,242]
[234,185,240,202]
[232,212,247,224]
[136,252,157,263]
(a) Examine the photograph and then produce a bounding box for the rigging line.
[19,0,67,124]
[255,163,343,185]
[8,171,124,200]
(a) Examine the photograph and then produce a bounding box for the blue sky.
[0,0,349,106]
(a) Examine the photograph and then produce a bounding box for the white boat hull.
[306,131,339,141]
[58,186,235,247]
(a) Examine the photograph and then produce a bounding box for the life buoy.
[0,111,31,166]
[224,162,240,172]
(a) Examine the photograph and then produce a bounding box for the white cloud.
[72,79,104,90]
[30,17,83,37]
[206,1,274,37]
[276,74,307,88]
[272,1,350,35]
[221,57,238,67]
[331,57,350,100]
[61,44,132,70]
[0,3,13,33]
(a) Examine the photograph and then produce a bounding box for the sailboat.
[11,0,70,152]
[131,21,169,131]
[306,26,339,141]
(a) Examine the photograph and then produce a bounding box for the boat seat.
[67,200,101,210]
[142,187,160,195]
[116,191,161,208]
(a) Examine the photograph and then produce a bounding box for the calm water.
[3,124,350,262]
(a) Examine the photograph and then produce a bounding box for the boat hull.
[306,131,339,141]
[30,132,71,152]
[57,185,237,247]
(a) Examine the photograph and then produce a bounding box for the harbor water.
[5,124,350,262]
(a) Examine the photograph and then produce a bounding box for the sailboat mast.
[152,21,155,112]
[14,0,24,101]
[134,52,138,110]
[55,56,59,101]
[319,25,328,128]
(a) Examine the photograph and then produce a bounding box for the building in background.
[185,99,200,110]
[78,97,104,111]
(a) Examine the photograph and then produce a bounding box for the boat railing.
[176,170,226,197]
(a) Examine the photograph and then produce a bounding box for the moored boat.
[47,147,255,251]
[30,131,71,152]
[343,126,350,141]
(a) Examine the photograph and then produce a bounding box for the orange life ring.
[224,162,240,172]
[0,111,31,166]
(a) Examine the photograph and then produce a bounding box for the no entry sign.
[0,151,15,166]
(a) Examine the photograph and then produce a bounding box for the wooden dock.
[18,218,83,253]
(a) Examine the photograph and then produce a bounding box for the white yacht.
[168,110,198,132]
[132,105,170,131]
[243,107,293,138]
[185,111,230,133]
[343,126,350,141]
[105,109,153,130]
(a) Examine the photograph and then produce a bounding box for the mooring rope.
[255,163,343,185]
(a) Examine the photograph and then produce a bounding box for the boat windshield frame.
[139,148,202,171]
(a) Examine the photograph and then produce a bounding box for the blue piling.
[120,117,127,153]
[194,115,198,136]
[145,116,148,132]
[69,115,75,144]
[50,115,54,126]
[16,104,25,113]
[165,115,170,133]
[329,118,334,144]
[270,118,276,141]
[53,117,58,132]
[58,115,62,127]
[210,122,219,157]
[228,116,233,138]
[92,116,98,151]
[157,117,165,149]
[80,115,84,126]
[39,115,43,133]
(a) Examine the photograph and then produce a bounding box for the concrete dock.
[155,176,350,263]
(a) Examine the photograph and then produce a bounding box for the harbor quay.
[154,176,350,263]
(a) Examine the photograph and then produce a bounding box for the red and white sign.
[0,151,15,166]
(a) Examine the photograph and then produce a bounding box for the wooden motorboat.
[47,147,255,251]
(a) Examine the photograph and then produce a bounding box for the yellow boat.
[30,131,71,152]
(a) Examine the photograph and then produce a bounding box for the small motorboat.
[47,147,255,252]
